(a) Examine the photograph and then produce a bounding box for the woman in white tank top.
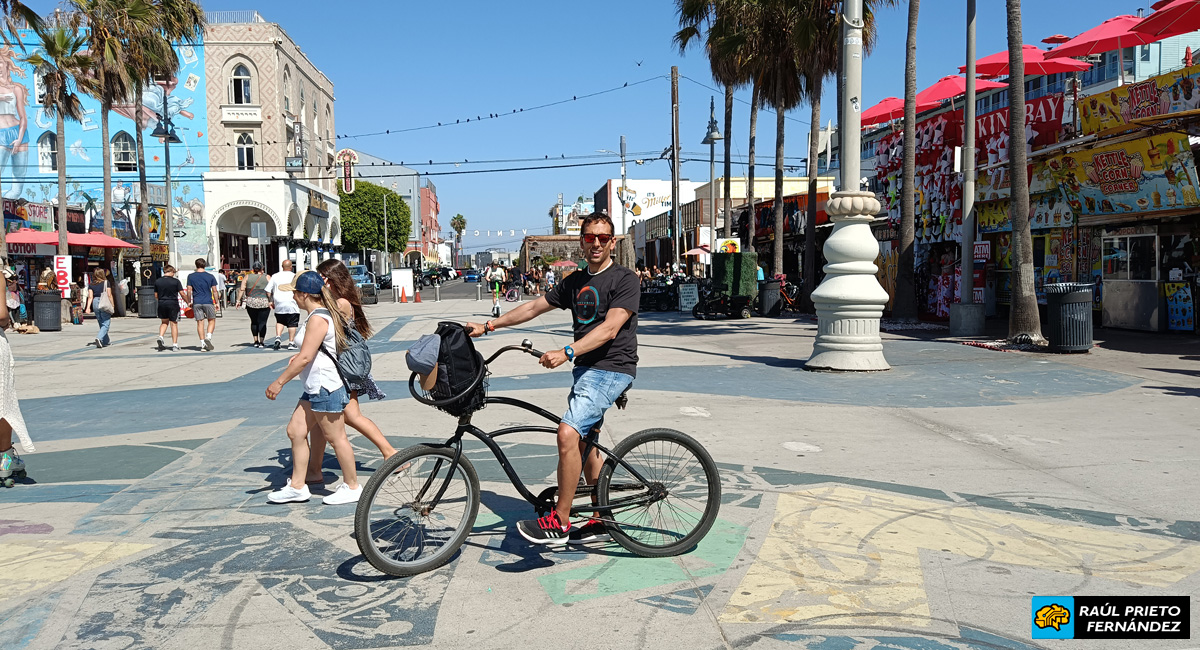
[264,271,361,506]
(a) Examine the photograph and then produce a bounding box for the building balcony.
[221,104,263,124]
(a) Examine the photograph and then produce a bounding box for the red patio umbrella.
[1044,15,1158,63]
[861,96,940,127]
[550,259,577,267]
[5,228,139,248]
[1133,0,1200,41]
[915,75,1007,107]
[958,45,1092,77]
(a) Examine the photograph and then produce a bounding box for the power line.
[679,75,811,127]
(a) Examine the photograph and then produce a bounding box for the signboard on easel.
[392,267,414,302]
[678,283,699,311]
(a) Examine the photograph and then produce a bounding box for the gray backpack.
[315,313,372,386]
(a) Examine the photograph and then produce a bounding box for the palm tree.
[892,0,920,321]
[451,213,466,266]
[71,0,151,238]
[1005,0,1041,343]
[124,0,205,256]
[24,16,94,255]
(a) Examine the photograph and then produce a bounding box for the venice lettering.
[1092,150,1139,195]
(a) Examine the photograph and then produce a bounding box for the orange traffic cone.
[399,287,407,303]
[414,287,422,303]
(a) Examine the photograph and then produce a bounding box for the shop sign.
[975,94,1065,167]
[677,283,699,311]
[1165,282,1194,331]
[151,243,169,262]
[6,242,54,256]
[4,199,53,229]
[54,255,70,298]
[973,241,991,263]
[1050,133,1200,217]
[308,190,329,218]
[1080,62,1200,136]
[715,238,740,253]
[335,149,358,194]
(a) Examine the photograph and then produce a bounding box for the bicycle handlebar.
[483,338,545,365]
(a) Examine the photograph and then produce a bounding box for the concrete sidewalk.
[1,299,1197,649]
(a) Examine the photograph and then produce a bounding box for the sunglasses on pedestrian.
[581,233,613,245]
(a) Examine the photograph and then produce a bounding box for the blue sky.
[31,0,1162,251]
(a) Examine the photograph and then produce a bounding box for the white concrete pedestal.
[806,191,890,371]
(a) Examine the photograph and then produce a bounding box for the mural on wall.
[0,31,208,253]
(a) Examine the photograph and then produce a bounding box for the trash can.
[758,280,782,317]
[33,291,62,331]
[1045,283,1094,353]
[137,285,158,318]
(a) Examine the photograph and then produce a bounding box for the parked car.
[346,265,375,289]
[419,268,443,287]
[462,268,481,283]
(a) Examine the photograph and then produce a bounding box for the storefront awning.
[6,229,140,249]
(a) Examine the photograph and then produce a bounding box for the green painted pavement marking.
[26,445,184,483]
[538,518,746,604]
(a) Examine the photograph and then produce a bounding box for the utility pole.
[671,66,681,268]
[951,0,984,336]
[619,135,627,233]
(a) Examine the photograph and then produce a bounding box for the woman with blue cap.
[264,270,361,505]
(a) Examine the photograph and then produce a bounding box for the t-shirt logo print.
[574,286,599,324]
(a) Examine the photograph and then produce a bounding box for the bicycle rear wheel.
[354,445,480,576]
[596,428,720,558]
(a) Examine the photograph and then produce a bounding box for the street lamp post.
[950,0,986,336]
[701,96,723,261]
[806,0,890,371]
[150,83,182,271]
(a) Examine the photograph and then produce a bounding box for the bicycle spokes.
[363,455,473,565]
[604,438,713,548]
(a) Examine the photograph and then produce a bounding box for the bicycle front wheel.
[354,445,480,576]
[596,428,721,558]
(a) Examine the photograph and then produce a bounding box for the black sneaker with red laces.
[568,519,610,545]
[517,511,571,545]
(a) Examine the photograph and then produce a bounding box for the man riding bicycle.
[484,261,506,318]
[466,213,639,545]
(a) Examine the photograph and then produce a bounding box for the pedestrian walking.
[5,270,24,326]
[546,267,556,290]
[238,263,272,348]
[215,267,229,309]
[186,258,219,351]
[264,271,361,505]
[154,265,184,351]
[267,260,299,350]
[304,259,396,475]
[0,278,32,485]
[83,268,115,348]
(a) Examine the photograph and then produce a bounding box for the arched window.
[324,105,331,143]
[37,132,56,172]
[111,131,136,172]
[299,82,305,122]
[282,67,291,113]
[236,132,255,170]
[230,64,252,105]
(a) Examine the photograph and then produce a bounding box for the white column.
[293,249,304,274]
[806,192,891,371]
[334,252,342,261]
[277,243,287,273]
[309,248,318,270]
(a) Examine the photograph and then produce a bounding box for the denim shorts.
[300,385,349,413]
[561,366,633,437]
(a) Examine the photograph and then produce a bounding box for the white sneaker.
[172,344,180,351]
[156,336,165,350]
[322,483,362,505]
[268,483,311,503]
[203,338,214,351]
[287,342,297,351]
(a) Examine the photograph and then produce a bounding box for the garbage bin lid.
[1044,282,1094,294]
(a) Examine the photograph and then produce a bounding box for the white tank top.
[296,309,343,393]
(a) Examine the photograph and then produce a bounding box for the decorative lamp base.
[805,190,891,372]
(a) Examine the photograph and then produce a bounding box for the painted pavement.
[0,306,1196,649]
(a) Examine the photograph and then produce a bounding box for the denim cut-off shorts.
[561,366,634,437]
[300,385,350,413]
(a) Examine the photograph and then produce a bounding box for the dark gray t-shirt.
[545,263,640,378]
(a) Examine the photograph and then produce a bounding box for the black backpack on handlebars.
[430,321,487,416]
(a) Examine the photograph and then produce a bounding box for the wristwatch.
[564,345,574,361]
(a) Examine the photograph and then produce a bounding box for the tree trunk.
[722,85,733,239]
[1006,0,1043,342]
[101,93,112,236]
[803,78,822,311]
[746,82,759,250]
[56,108,67,255]
[136,89,150,257]
[893,0,921,321]
[772,84,785,278]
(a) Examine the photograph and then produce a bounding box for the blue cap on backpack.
[406,333,441,390]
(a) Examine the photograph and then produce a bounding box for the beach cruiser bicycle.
[354,333,721,576]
